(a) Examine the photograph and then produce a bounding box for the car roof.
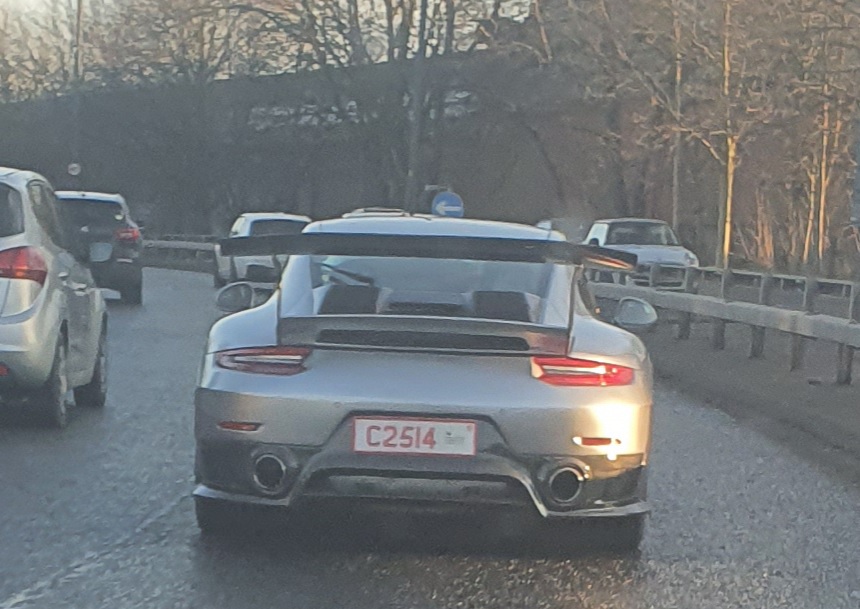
[594,217,668,225]
[240,212,312,222]
[306,215,565,241]
[55,191,125,205]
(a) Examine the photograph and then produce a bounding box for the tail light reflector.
[215,347,310,376]
[115,227,141,243]
[531,357,634,387]
[218,421,261,432]
[0,247,48,286]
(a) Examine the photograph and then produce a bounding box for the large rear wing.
[218,232,638,270]
[221,232,638,356]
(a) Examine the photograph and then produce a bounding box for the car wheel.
[33,341,70,429]
[74,329,107,408]
[539,514,645,556]
[595,514,646,553]
[121,280,143,305]
[195,497,240,536]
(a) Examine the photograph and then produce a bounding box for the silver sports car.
[194,213,656,552]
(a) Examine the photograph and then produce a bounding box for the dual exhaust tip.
[544,465,584,507]
[252,453,585,505]
[253,454,289,495]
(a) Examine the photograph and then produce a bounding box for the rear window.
[605,222,679,246]
[248,219,307,236]
[0,185,24,237]
[310,256,553,322]
[60,199,125,228]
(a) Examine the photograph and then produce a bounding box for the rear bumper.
[0,307,57,391]
[193,433,649,520]
[91,259,141,290]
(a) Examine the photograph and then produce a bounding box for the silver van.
[0,168,108,427]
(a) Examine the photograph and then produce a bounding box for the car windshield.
[310,255,554,321]
[60,200,125,228]
[0,185,24,238]
[605,223,679,246]
[249,219,307,236]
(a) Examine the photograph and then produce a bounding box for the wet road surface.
[1,268,859,608]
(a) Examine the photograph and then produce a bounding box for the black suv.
[56,191,144,304]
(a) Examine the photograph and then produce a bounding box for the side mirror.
[587,238,600,247]
[216,282,256,314]
[89,242,113,264]
[613,297,658,333]
[245,264,279,284]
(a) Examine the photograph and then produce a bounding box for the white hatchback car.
[0,168,108,427]
[584,218,699,289]
[213,213,311,287]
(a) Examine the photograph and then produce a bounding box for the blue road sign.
[431,191,464,218]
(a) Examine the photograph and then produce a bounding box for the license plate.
[352,417,477,456]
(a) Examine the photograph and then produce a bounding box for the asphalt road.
[1,268,859,609]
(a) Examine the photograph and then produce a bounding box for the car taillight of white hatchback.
[0,246,48,286]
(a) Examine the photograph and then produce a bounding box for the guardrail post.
[749,326,766,358]
[675,268,697,340]
[720,268,733,301]
[759,273,774,307]
[803,277,818,313]
[711,319,726,350]
[849,283,859,323]
[837,345,854,385]
[790,335,806,371]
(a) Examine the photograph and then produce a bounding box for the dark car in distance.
[56,191,144,304]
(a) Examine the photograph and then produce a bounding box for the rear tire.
[195,497,241,536]
[33,341,69,429]
[539,514,646,556]
[121,279,143,305]
[595,514,646,553]
[74,329,107,408]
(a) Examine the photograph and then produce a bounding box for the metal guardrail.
[590,265,859,385]
[142,239,216,272]
[141,239,858,385]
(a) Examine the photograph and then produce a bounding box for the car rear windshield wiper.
[320,263,376,286]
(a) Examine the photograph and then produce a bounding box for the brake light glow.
[0,247,48,286]
[115,227,141,243]
[573,436,621,447]
[218,421,262,432]
[215,347,310,376]
[531,357,635,386]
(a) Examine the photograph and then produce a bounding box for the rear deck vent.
[316,330,529,352]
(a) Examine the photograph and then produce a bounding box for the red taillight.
[531,357,635,387]
[115,227,141,243]
[0,247,48,286]
[218,421,262,432]
[215,347,310,376]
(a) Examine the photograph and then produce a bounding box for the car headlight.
[684,252,699,267]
